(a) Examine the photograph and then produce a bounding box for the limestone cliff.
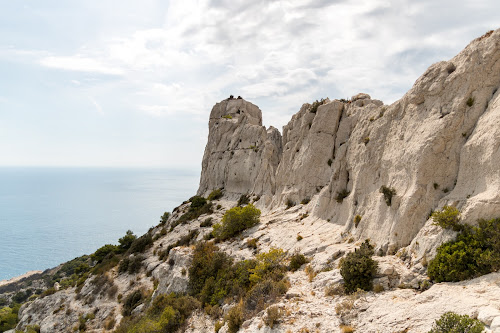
[198,29,500,254]
[197,98,282,201]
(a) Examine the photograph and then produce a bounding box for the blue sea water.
[0,167,200,281]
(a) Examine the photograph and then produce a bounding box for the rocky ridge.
[2,29,500,333]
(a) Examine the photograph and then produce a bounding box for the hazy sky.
[0,0,498,168]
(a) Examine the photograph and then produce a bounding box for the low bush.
[339,240,378,293]
[335,189,350,203]
[119,255,145,274]
[288,252,308,272]
[212,204,260,241]
[200,217,213,228]
[428,312,484,333]
[300,198,310,205]
[431,206,461,231]
[237,194,250,207]
[208,189,224,201]
[0,303,20,332]
[118,230,137,252]
[176,196,213,225]
[264,305,283,328]
[159,212,170,225]
[309,98,327,113]
[249,248,287,283]
[129,233,153,254]
[225,302,243,333]
[122,289,145,316]
[91,244,119,263]
[354,215,362,228]
[380,186,396,206]
[285,199,295,209]
[115,293,200,333]
[428,217,500,282]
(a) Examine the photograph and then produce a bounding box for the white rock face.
[197,98,282,199]
[197,29,500,254]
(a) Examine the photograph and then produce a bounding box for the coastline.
[0,270,43,287]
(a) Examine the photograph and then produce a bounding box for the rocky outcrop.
[197,98,282,202]
[197,29,500,254]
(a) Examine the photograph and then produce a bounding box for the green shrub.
[288,252,308,272]
[115,293,200,333]
[176,196,213,225]
[300,198,310,205]
[432,206,461,231]
[249,248,287,283]
[340,240,378,293]
[200,217,213,228]
[354,215,362,228]
[129,234,153,254]
[118,230,137,252]
[428,217,500,282]
[264,305,283,328]
[237,194,250,207]
[119,255,145,274]
[309,98,327,113]
[122,290,144,316]
[428,312,484,333]
[285,199,295,209]
[160,212,170,225]
[212,204,260,241]
[91,244,119,263]
[379,186,396,206]
[466,97,475,107]
[0,303,20,332]
[225,302,243,333]
[208,189,224,201]
[335,189,350,203]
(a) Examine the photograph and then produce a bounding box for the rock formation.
[198,29,500,255]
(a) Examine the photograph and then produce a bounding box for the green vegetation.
[188,242,289,328]
[207,189,224,201]
[428,312,484,333]
[309,98,328,113]
[285,199,295,209]
[288,252,308,272]
[115,293,200,333]
[428,217,500,282]
[335,189,350,203]
[173,196,213,228]
[159,212,170,225]
[237,194,250,207]
[340,240,378,293]
[379,185,396,206]
[119,230,138,252]
[222,114,233,119]
[212,204,260,241]
[300,198,310,205]
[466,97,475,107]
[431,205,462,231]
[0,303,20,332]
[354,215,362,228]
[91,244,120,263]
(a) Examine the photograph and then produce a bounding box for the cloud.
[40,56,124,75]
[17,0,500,127]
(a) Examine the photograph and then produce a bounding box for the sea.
[0,167,200,281]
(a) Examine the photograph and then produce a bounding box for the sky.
[0,0,498,168]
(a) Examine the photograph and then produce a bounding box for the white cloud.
[20,0,500,127]
[40,56,124,75]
